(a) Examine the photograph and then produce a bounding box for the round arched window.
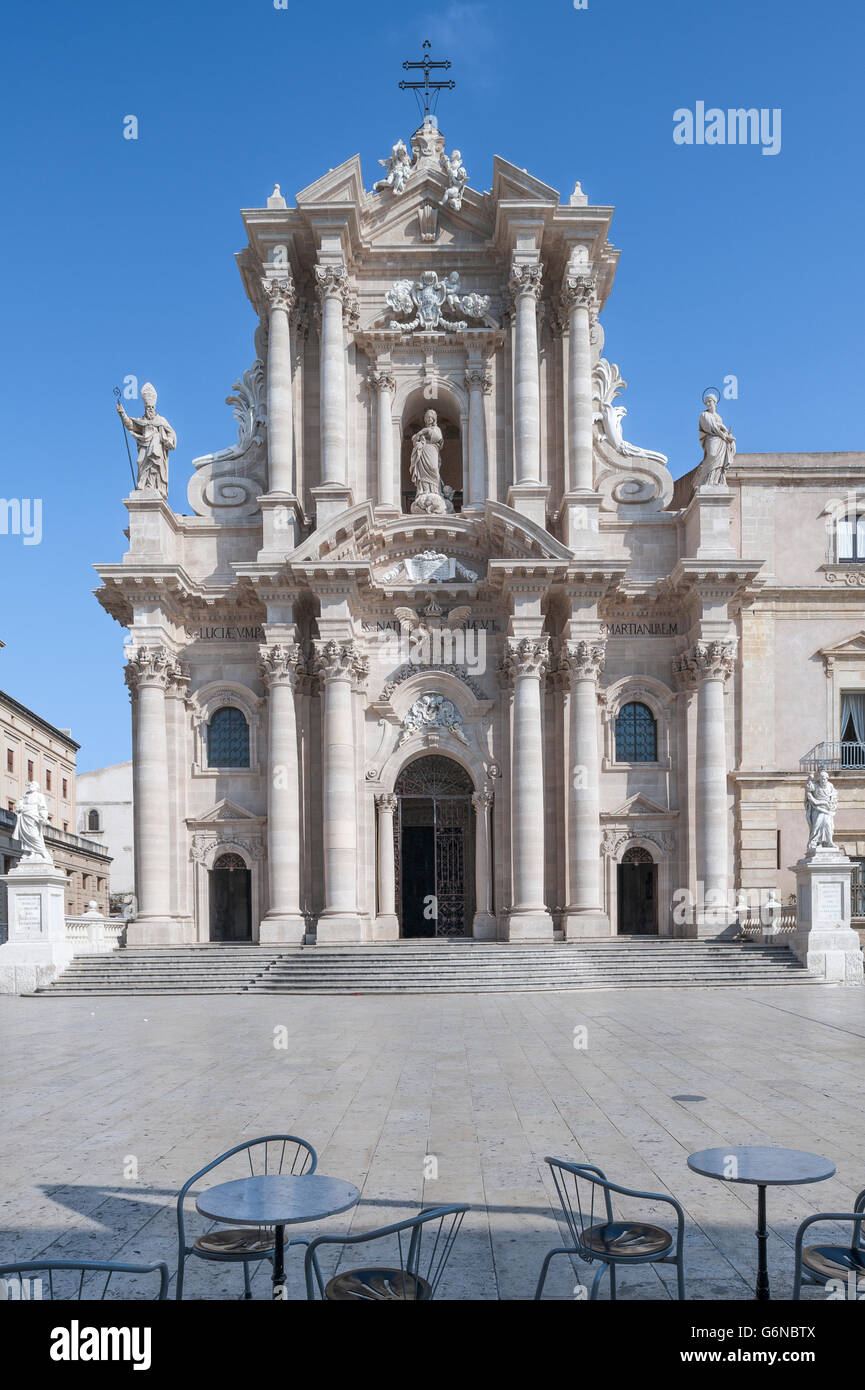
[87,809,100,832]
[207,706,250,768]
[615,701,657,763]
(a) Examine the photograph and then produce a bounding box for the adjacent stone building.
[76,760,135,912]
[0,684,111,926]
[95,118,865,948]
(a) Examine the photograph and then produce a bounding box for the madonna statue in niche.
[409,409,448,515]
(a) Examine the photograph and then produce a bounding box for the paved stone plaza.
[2,984,863,1300]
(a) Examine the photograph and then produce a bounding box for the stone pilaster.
[464,364,492,513]
[124,646,187,943]
[314,639,368,941]
[560,638,610,937]
[471,789,497,938]
[312,264,353,527]
[369,367,398,517]
[374,793,399,939]
[507,263,549,527]
[503,637,554,940]
[674,640,736,936]
[259,643,306,942]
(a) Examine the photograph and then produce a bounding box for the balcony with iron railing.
[799,741,865,773]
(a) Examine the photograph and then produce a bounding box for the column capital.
[503,636,550,680]
[465,366,493,394]
[314,639,368,685]
[375,792,398,814]
[472,789,494,813]
[261,274,296,313]
[560,638,606,682]
[124,645,185,693]
[509,262,544,301]
[561,273,596,312]
[259,642,303,688]
[674,639,737,687]
[314,263,350,303]
[368,367,396,394]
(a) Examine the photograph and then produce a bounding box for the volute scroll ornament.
[592,359,673,513]
[187,360,268,520]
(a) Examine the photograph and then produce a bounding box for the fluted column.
[562,273,596,493]
[504,638,554,940]
[259,644,305,942]
[369,368,398,515]
[375,793,399,939]
[465,364,491,510]
[314,265,349,487]
[561,639,610,937]
[261,275,296,495]
[471,789,496,938]
[314,640,367,941]
[676,640,736,935]
[124,646,181,943]
[509,263,543,484]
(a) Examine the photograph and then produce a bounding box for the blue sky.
[1,0,862,771]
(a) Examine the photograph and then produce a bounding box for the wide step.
[33,940,822,995]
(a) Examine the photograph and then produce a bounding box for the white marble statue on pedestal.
[805,769,839,853]
[13,782,53,863]
[117,382,176,495]
[441,148,468,210]
[410,410,448,515]
[697,393,736,488]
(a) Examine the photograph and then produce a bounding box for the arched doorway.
[209,852,252,941]
[395,755,475,937]
[617,846,658,935]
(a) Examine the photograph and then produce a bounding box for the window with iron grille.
[207,706,250,768]
[614,701,658,763]
[851,858,865,919]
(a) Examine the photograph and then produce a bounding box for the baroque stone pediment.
[603,793,675,819]
[191,799,261,824]
[819,632,865,664]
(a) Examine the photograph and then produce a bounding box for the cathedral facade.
[96,118,865,947]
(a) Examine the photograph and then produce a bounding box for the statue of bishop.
[117,382,176,496]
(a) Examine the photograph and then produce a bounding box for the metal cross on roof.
[399,39,454,118]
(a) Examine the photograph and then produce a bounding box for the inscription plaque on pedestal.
[16,894,43,938]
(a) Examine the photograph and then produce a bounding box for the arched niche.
[399,385,465,514]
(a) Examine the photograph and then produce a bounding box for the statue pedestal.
[682,485,737,560]
[0,860,72,994]
[790,851,864,984]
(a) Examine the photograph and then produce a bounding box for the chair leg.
[608,1265,617,1301]
[590,1264,607,1300]
[242,1261,253,1300]
[676,1258,686,1301]
[175,1254,185,1302]
[534,1247,576,1301]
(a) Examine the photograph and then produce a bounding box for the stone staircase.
[34,938,820,996]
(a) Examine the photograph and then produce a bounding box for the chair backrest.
[305,1204,468,1301]
[177,1134,317,1246]
[544,1159,615,1252]
[0,1259,169,1301]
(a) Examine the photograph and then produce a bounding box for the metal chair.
[792,1189,865,1298]
[0,1259,169,1300]
[535,1158,686,1300]
[176,1133,317,1300]
[304,1204,469,1301]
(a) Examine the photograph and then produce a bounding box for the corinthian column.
[677,640,736,936]
[562,273,596,493]
[560,639,610,937]
[465,364,491,512]
[124,646,182,943]
[471,789,496,938]
[314,264,349,487]
[504,638,554,940]
[369,367,398,516]
[509,263,543,485]
[314,639,367,942]
[259,644,305,942]
[374,793,399,939]
[261,274,296,495]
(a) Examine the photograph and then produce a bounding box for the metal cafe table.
[687,1146,835,1301]
[196,1174,360,1299]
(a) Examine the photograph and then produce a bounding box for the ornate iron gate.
[394,756,475,937]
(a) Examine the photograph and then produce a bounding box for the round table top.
[195,1174,360,1226]
[687,1146,835,1186]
